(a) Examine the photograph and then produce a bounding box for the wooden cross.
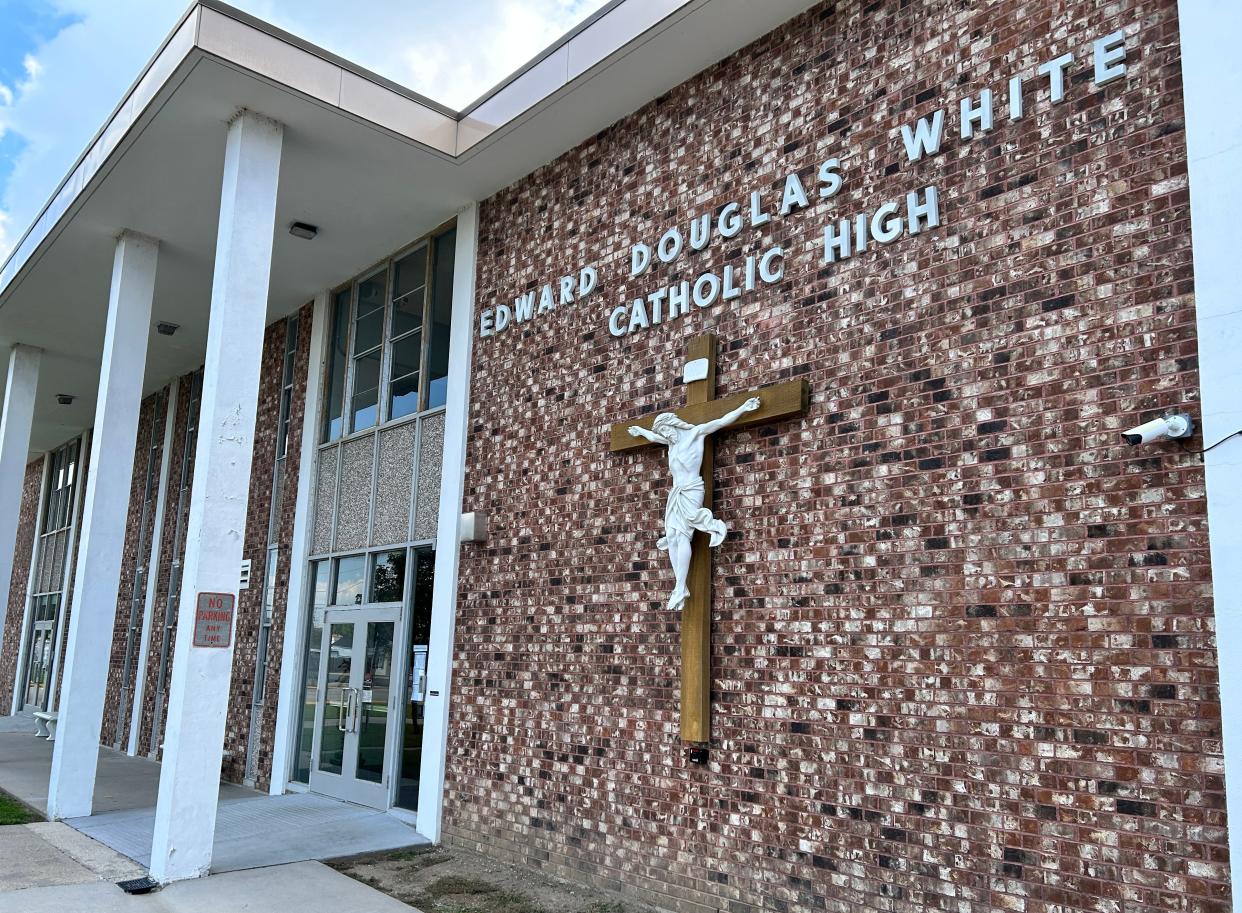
[609,334,809,745]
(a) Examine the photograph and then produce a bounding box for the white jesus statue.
[629,396,762,610]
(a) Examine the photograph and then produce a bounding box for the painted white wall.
[0,344,41,649]
[47,233,157,819]
[148,110,283,883]
[269,290,329,795]
[127,377,180,755]
[1177,1,1242,902]
[415,202,478,843]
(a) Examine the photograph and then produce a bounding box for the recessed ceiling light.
[156,322,180,336]
[289,221,318,240]
[56,394,75,406]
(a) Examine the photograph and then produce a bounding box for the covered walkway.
[0,721,426,873]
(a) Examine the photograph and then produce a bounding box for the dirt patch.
[329,844,647,913]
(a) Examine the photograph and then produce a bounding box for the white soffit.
[0,0,817,454]
[0,0,818,305]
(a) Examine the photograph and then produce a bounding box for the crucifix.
[609,333,809,747]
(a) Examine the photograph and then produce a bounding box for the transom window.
[321,226,456,443]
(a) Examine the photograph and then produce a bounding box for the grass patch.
[0,789,40,825]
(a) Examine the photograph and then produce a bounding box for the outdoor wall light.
[55,394,75,406]
[156,321,180,336]
[289,221,319,240]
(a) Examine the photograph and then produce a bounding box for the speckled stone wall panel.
[373,423,416,546]
[336,433,375,552]
[447,2,1227,913]
[0,457,45,710]
[312,445,339,555]
[413,413,443,541]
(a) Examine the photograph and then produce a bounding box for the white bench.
[32,711,57,741]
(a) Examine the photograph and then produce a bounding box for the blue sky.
[0,0,608,260]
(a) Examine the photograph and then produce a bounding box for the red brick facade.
[103,390,168,747]
[1,308,309,791]
[221,304,311,789]
[448,2,1226,912]
[0,457,46,710]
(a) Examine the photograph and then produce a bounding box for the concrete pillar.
[149,110,282,883]
[0,344,41,645]
[1177,3,1242,906]
[47,231,157,819]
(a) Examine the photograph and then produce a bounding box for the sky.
[0,0,609,261]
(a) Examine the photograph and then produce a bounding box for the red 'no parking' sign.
[192,592,235,648]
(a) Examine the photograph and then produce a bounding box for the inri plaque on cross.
[609,334,809,746]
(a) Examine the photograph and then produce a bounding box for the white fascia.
[1177,1,1242,904]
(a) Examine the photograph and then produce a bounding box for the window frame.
[320,221,456,446]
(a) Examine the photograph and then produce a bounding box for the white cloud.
[22,54,43,84]
[0,0,607,262]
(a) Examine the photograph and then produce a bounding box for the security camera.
[1122,413,1194,446]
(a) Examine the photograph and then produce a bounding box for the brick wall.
[102,389,168,747]
[0,457,45,710]
[447,2,1227,912]
[221,303,312,789]
[136,372,197,758]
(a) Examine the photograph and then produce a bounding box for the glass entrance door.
[22,611,57,710]
[309,608,397,808]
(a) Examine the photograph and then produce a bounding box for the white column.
[269,291,328,795]
[47,232,157,819]
[0,344,41,645]
[149,110,282,883]
[1178,3,1242,905]
[416,203,478,842]
[127,378,180,754]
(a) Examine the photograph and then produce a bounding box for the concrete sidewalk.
[0,731,256,815]
[0,857,417,913]
[0,727,428,873]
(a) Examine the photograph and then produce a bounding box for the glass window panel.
[332,555,365,606]
[388,372,420,422]
[294,613,322,784]
[389,332,421,380]
[350,350,381,432]
[392,247,427,302]
[425,228,456,410]
[356,269,387,319]
[312,559,331,608]
[294,560,331,784]
[356,621,394,783]
[370,550,406,603]
[397,548,436,810]
[353,308,383,355]
[318,623,354,775]
[322,290,350,442]
[390,296,424,340]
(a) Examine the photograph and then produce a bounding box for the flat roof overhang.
[0,0,817,455]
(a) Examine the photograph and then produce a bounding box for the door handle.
[336,689,350,732]
[351,688,363,733]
